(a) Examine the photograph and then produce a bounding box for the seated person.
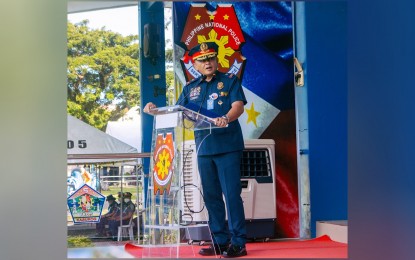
[117,191,123,204]
[108,192,136,240]
[95,194,119,237]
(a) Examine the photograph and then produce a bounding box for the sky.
[68,6,173,48]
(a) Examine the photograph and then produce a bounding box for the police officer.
[117,191,123,204]
[144,42,247,258]
[108,192,136,241]
[95,194,119,237]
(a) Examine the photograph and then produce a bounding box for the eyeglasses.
[196,56,216,63]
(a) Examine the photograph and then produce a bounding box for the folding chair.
[117,217,134,241]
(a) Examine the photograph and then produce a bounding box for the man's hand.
[143,102,157,113]
[214,116,229,127]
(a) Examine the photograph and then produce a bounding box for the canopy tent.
[67,114,139,164]
[106,120,141,151]
[66,115,144,230]
[105,106,142,153]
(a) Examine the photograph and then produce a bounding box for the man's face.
[193,56,218,77]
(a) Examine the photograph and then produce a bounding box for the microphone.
[176,87,192,107]
[197,75,209,115]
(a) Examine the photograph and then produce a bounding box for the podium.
[141,105,218,258]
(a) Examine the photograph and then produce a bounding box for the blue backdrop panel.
[304,1,348,236]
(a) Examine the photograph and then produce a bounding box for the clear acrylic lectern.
[141,105,217,258]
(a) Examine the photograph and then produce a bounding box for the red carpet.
[124,235,347,258]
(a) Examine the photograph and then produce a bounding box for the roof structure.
[67,114,138,164]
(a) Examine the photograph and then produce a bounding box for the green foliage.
[165,49,173,63]
[165,71,175,105]
[67,20,175,129]
[67,20,140,130]
[67,235,94,248]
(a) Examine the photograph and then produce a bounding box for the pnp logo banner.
[180,3,246,81]
[67,184,105,224]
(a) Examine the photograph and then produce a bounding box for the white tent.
[105,106,142,152]
[106,120,141,151]
[67,114,139,164]
[66,115,142,226]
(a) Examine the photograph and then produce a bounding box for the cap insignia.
[200,42,208,53]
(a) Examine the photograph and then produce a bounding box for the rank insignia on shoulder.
[217,82,224,90]
[227,73,235,78]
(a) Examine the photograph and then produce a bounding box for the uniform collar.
[199,72,218,83]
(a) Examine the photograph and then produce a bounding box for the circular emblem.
[209,93,219,100]
[153,133,175,195]
[217,82,224,90]
[155,146,172,182]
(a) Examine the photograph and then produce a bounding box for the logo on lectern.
[153,132,175,195]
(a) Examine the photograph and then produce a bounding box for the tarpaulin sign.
[67,184,105,224]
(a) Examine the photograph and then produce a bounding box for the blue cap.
[188,42,218,61]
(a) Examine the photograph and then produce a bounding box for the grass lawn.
[100,185,142,199]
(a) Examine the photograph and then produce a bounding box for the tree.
[165,49,173,63]
[67,20,140,130]
[165,70,175,105]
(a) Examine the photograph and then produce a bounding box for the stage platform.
[67,221,348,258]
[68,235,348,258]
[316,220,348,243]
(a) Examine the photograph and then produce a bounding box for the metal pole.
[292,1,311,239]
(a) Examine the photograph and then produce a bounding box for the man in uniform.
[108,192,136,241]
[95,194,119,237]
[144,42,248,258]
[117,191,123,204]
